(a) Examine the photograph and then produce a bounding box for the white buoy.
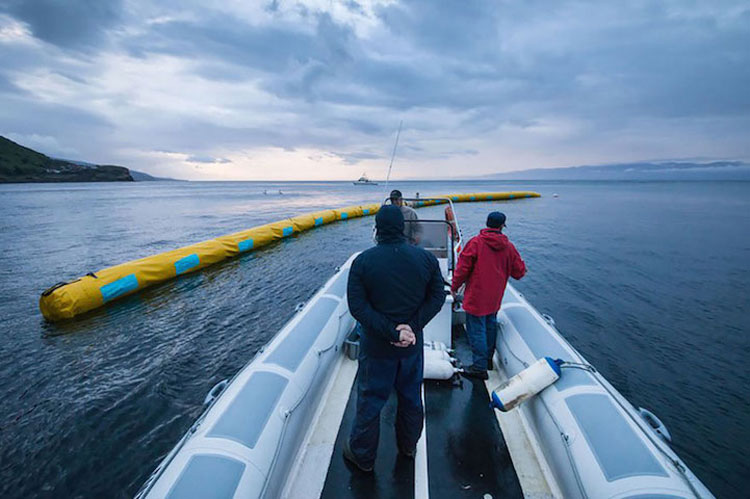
[490,357,561,411]
[424,348,454,364]
[424,357,460,380]
[424,340,454,353]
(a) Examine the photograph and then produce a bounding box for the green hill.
[0,136,133,183]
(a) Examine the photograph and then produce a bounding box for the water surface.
[0,180,748,497]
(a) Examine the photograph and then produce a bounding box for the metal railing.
[381,196,464,272]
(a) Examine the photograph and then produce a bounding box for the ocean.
[0,180,748,497]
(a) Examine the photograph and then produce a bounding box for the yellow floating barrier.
[39,191,540,321]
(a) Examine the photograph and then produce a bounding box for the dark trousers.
[349,352,424,468]
[465,312,498,369]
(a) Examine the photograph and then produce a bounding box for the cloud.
[2,132,80,157]
[1,0,123,49]
[186,155,231,164]
[0,0,748,179]
[330,150,383,165]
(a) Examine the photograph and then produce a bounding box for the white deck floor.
[282,356,358,499]
[486,357,562,499]
[282,349,562,499]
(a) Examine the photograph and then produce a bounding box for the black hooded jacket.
[347,205,446,358]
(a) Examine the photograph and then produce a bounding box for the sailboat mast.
[383,120,402,195]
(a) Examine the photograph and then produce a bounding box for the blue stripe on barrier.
[452,196,459,201]
[100,274,139,302]
[362,209,369,215]
[282,226,293,237]
[526,194,531,197]
[341,212,348,219]
[175,254,200,275]
[470,196,476,201]
[314,217,324,226]
[509,194,515,199]
[238,239,254,252]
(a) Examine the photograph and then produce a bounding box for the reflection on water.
[0,180,748,497]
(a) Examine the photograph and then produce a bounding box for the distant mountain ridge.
[0,135,133,183]
[482,161,750,180]
[128,170,178,181]
[52,157,177,181]
[0,135,177,183]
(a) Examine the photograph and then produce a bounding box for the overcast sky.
[1,1,748,180]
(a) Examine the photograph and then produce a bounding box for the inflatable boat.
[135,198,713,499]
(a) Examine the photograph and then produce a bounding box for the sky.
[0,0,749,180]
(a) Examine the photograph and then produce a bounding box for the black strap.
[40,272,95,297]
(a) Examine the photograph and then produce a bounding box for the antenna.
[383,120,402,196]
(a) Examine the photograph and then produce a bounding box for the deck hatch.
[504,307,596,390]
[265,297,339,371]
[566,394,668,482]
[166,454,244,499]
[207,371,288,448]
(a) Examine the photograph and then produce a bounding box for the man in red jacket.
[451,212,526,379]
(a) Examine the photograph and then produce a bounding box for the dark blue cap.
[486,211,506,228]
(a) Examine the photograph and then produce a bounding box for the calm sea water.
[0,180,748,498]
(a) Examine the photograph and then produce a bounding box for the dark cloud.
[2,0,123,49]
[376,0,499,61]
[331,150,383,165]
[344,1,365,15]
[0,73,23,96]
[128,11,352,76]
[0,94,113,136]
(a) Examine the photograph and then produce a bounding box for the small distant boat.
[353,173,378,186]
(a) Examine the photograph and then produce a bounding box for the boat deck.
[319,330,523,499]
[321,379,415,499]
[424,332,523,499]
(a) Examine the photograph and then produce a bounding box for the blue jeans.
[465,312,498,370]
[349,352,424,468]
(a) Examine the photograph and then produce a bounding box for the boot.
[462,366,488,380]
[343,440,374,472]
[398,445,416,459]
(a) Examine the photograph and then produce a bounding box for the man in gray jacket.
[390,189,422,245]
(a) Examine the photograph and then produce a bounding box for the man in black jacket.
[344,205,446,472]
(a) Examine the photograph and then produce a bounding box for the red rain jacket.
[451,229,526,316]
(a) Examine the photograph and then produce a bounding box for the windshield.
[404,219,456,271]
